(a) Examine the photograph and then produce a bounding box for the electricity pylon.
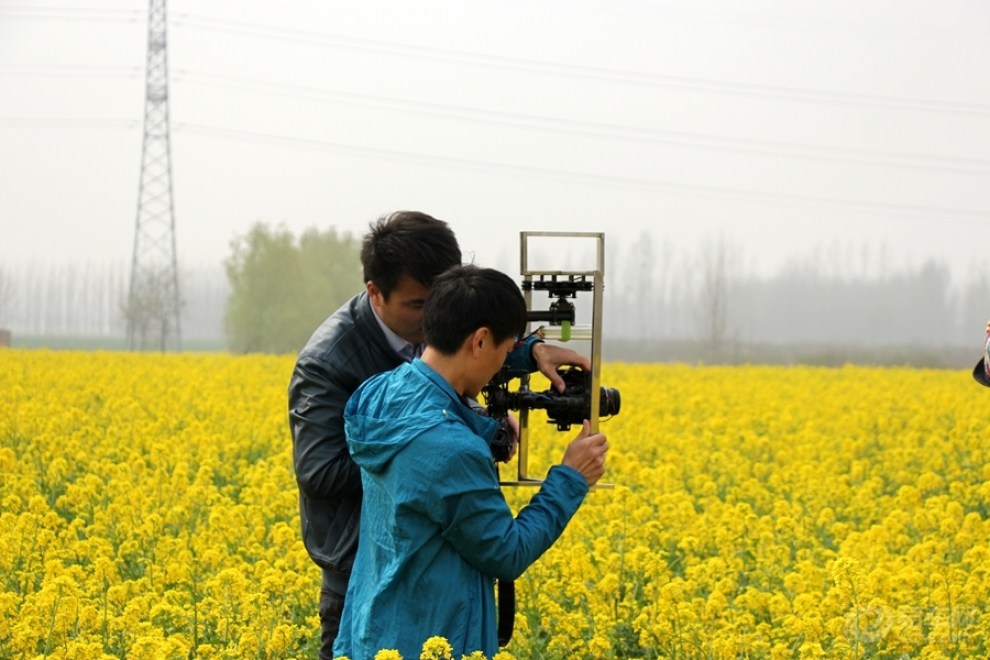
[126,0,181,351]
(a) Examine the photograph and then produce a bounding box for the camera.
[483,366,621,447]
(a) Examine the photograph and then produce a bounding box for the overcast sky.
[1,0,988,285]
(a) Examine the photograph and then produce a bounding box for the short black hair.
[361,211,461,298]
[423,265,528,355]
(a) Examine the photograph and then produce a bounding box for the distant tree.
[652,237,678,339]
[0,267,11,317]
[602,235,623,339]
[695,235,740,360]
[957,264,990,346]
[0,266,13,338]
[224,223,362,354]
[624,230,655,339]
[903,260,951,345]
[122,265,183,351]
[181,263,228,342]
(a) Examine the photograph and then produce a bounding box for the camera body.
[484,366,620,462]
[485,366,620,431]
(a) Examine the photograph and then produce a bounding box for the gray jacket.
[288,292,403,593]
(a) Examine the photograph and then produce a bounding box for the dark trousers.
[319,586,345,660]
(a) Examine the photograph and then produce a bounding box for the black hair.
[423,265,528,355]
[360,211,461,298]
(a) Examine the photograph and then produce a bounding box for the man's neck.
[421,347,471,397]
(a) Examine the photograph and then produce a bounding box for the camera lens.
[600,387,621,417]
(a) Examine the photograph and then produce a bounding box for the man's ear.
[470,327,490,354]
[366,281,382,305]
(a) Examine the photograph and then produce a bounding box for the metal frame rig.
[490,231,612,487]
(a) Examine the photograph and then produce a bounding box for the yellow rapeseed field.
[1,349,988,659]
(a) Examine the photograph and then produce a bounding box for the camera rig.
[481,231,619,486]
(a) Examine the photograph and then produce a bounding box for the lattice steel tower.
[126,0,181,351]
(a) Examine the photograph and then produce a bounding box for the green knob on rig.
[560,321,571,342]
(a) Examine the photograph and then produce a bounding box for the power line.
[8,62,986,175]
[6,2,985,41]
[0,63,143,78]
[3,114,985,223]
[0,116,139,129]
[169,12,990,117]
[176,122,989,224]
[0,6,142,22]
[5,6,988,116]
[170,69,990,176]
[485,0,990,41]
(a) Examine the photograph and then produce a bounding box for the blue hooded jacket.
[334,359,589,659]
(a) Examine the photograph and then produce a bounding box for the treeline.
[2,227,987,363]
[601,233,989,351]
[0,223,362,353]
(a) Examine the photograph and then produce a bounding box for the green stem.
[44,583,63,656]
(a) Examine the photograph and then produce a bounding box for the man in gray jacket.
[288,211,589,658]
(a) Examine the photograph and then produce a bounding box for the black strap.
[497,579,515,647]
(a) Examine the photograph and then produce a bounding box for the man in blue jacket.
[335,264,608,659]
[289,211,590,658]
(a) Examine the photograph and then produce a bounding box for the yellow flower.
[3,352,989,658]
[420,636,453,660]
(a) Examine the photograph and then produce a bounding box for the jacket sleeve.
[288,355,363,499]
[427,438,588,581]
[501,334,542,378]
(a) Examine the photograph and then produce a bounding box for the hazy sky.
[1,0,988,284]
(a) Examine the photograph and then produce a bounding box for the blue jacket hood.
[345,360,498,475]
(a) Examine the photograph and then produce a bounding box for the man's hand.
[561,420,608,487]
[531,343,592,393]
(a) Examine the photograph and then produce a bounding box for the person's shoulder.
[410,420,498,497]
[413,405,493,462]
[296,293,389,366]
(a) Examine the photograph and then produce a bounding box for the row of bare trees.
[601,231,990,352]
[0,260,227,343]
[1,232,987,355]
